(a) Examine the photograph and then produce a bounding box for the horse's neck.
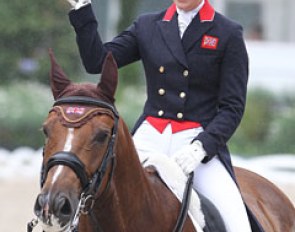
[113,119,151,199]
[82,120,196,231]
[92,120,159,230]
[87,120,186,231]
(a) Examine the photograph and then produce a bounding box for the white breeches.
[133,120,252,232]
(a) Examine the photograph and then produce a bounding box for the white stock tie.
[176,0,205,38]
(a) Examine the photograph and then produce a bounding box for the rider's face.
[173,0,202,11]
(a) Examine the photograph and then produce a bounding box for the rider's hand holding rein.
[172,140,207,176]
[67,0,91,10]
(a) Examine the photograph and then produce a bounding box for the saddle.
[143,157,226,232]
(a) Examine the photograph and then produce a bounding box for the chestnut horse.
[32,50,295,232]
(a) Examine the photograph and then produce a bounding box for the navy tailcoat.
[69,2,248,170]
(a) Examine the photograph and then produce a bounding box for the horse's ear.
[49,48,71,100]
[97,52,118,103]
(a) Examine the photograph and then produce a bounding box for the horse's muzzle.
[34,192,76,228]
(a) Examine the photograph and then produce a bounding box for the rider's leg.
[193,157,252,232]
[133,121,251,232]
[167,127,252,231]
[133,120,171,162]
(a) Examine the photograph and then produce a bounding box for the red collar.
[163,0,215,22]
[163,3,177,21]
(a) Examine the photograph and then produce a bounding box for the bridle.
[28,96,119,232]
[28,96,194,232]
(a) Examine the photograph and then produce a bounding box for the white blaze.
[63,128,75,152]
[51,128,75,185]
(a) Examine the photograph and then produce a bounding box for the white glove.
[67,0,91,10]
[172,140,207,176]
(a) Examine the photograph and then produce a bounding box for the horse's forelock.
[57,83,112,103]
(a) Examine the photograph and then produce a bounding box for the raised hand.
[66,0,91,10]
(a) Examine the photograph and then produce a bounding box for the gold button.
[177,112,183,119]
[158,110,164,117]
[158,88,165,95]
[183,70,189,77]
[159,66,165,73]
[179,92,186,98]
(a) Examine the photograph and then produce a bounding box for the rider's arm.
[69,4,140,74]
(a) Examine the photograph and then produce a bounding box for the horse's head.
[34,50,119,232]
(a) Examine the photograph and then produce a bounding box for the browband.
[54,96,119,118]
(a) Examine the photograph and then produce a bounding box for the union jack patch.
[66,106,85,115]
[201,35,219,50]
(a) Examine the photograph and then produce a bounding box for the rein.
[173,172,194,232]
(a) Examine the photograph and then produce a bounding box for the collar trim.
[163,3,176,21]
[199,0,215,22]
[162,0,215,22]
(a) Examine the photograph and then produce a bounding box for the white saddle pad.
[142,154,205,231]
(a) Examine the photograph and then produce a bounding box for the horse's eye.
[94,130,109,143]
[43,127,49,137]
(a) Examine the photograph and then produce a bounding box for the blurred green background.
[0,0,295,157]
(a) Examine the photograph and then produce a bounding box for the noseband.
[38,96,119,232]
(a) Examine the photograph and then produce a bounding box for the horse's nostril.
[60,197,72,216]
[50,195,73,227]
[34,194,45,216]
[54,195,73,224]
